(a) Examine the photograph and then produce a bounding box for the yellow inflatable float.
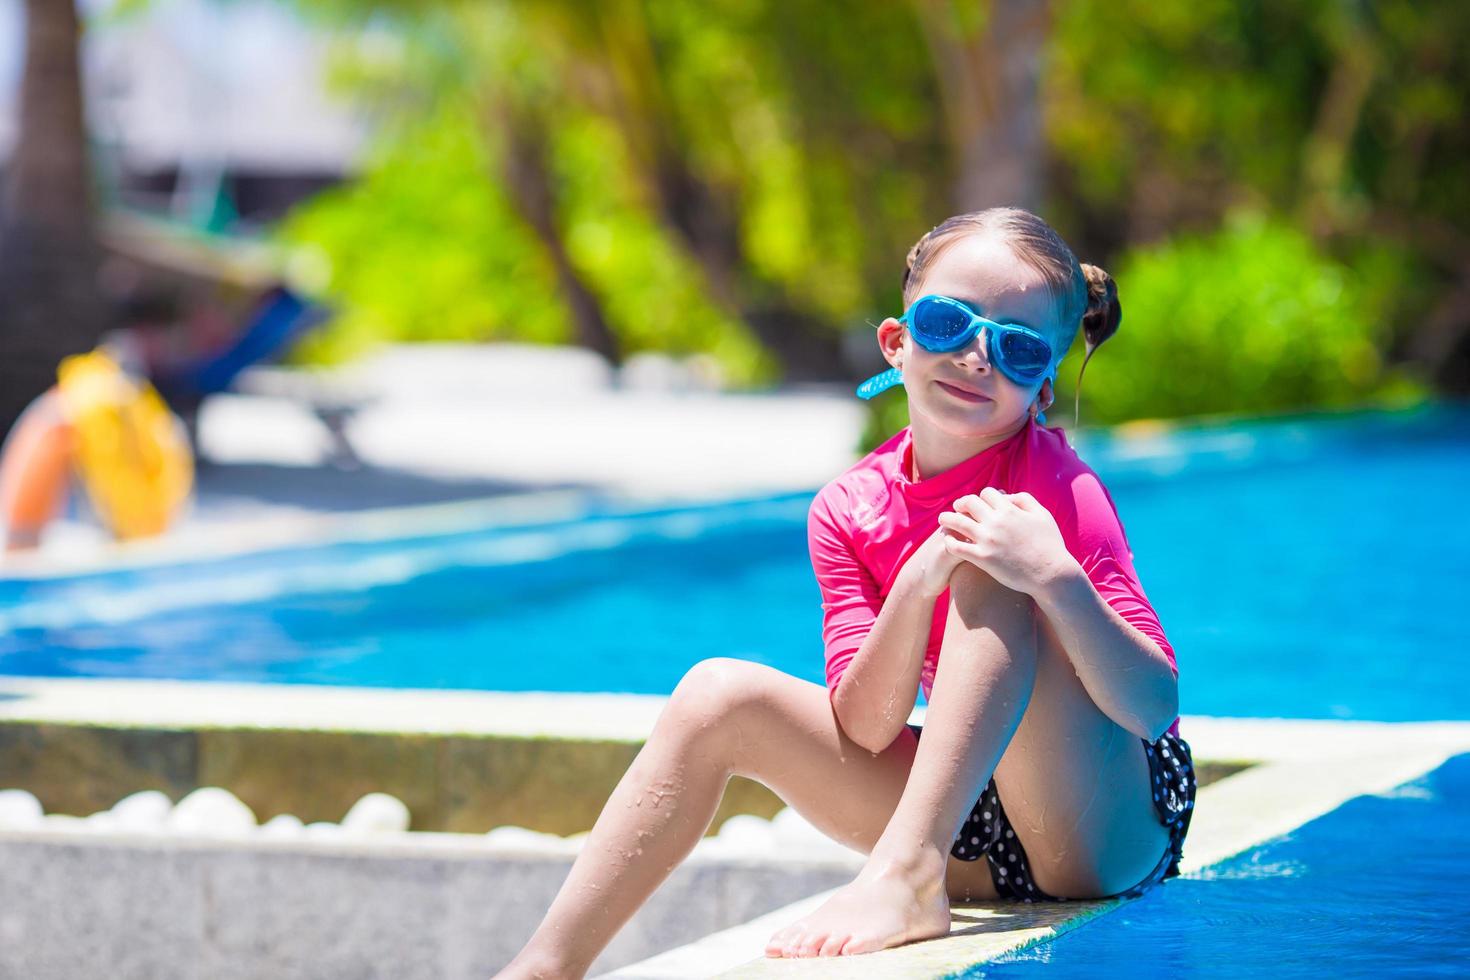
[0,351,193,549]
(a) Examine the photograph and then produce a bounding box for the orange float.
[0,392,75,551]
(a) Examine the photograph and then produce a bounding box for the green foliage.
[278,101,568,365]
[1048,0,1329,214]
[548,112,775,382]
[277,0,951,378]
[1063,213,1427,424]
[273,0,1465,412]
[281,99,773,381]
[1046,0,1470,387]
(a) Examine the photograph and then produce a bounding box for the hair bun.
[1068,263,1122,431]
[1079,263,1121,354]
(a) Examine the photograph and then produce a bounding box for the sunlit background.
[1,4,1469,977]
[4,0,1467,442]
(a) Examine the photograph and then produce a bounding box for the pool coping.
[0,676,674,741]
[600,716,1470,979]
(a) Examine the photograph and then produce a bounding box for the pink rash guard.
[808,416,1181,740]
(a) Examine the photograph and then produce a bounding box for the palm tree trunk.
[586,6,845,381]
[912,0,1051,213]
[495,107,622,365]
[0,0,107,442]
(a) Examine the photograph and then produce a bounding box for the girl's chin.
[917,402,1027,438]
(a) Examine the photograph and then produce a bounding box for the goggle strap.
[855,367,903,400]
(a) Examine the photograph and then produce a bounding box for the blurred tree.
[4,0,1465,445]
[285,0,1066,381]
[0,0,108,441]
[912,0,1048,212]
[1047,0,1470,392]
[1060,212,1421,423]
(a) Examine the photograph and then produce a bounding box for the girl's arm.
[1031,562,1178,741]
[829,548,949,753]
[809,479,963,753]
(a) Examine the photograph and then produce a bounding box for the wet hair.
[901,207,1121,427]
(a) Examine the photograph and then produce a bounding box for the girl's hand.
[937,488,1079,597]
[900,523,968,599]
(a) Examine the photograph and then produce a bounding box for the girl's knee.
[948,564,1033,620]
[667,657,769,731]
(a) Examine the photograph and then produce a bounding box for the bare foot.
[764,851,952,958]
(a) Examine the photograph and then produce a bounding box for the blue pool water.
[951,753,1470,979]
[2,404,1468,722]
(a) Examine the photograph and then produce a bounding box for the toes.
[766,924,812,958]
[817,933,851,957]
[797,932,829,957]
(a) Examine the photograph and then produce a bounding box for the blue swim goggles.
[856,294,1061,404]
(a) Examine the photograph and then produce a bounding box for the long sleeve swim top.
[808,416,1180,739]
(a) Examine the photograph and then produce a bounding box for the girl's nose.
[955,327,991,370]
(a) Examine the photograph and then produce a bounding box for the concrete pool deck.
[3,677,1468,977]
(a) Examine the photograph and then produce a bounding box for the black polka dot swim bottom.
[904,723,1197,902]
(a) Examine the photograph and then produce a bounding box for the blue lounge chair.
[152,286,360,465]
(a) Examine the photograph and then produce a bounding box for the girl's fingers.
[938,511,980,538]
[942,536,983,562]
[952,493,993,517]
[978,486,1007,507]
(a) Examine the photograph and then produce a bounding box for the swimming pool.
[951,752,1470,979]
[2,403,1467,722]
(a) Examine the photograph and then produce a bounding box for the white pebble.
[0,790,44,830]
[304,821,344,839]
[42,814,89,831]
[110,791,173,832]
[259,814,305,839]
[84,811,120,831]
[340,793,410,835]
[168,788,257,837]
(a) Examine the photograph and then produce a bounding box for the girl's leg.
[769,563,1176,958]
[494,657,995,980]
[984,610,1171,899]
[766,562,1040,958]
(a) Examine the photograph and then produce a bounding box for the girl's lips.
[936,380,991,403]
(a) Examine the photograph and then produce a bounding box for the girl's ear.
[1034,377,1055,415]
[876,316,907,368]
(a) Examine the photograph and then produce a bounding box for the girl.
[496,208,1195,978]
